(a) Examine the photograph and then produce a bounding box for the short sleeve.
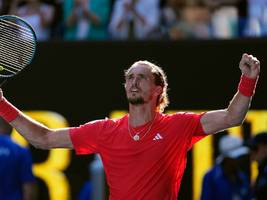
[69,119,107,155]
[178,112,207,149]
[190,112,207,146]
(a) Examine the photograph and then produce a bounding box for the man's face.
[125,64,158,105]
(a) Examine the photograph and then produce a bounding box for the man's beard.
[127,96,145,105]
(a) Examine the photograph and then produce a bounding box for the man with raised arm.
[0,53,260,199]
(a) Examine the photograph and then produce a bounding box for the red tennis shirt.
[70,112,207,200]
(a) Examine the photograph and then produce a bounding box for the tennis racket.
[0,15,37,86]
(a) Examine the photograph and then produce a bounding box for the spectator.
[109,0,161,40]
[204,0,248,38]
[63,0,111,40]
[78,181,92,200]
[0,117,36,200]
[203,0,237,38]
[78,154,105,200]
[249,132,267,199]
[9,0,56,41]
[0,0,13,15]
[201,134,252,200]
[47,0,65,40]
[160,0,185,39]
[163,0,211,40]
[245,0,267,37]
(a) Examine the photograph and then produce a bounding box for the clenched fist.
[239,53,260,79]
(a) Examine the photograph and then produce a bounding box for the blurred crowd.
[201,131,267,200]
[0,0,267,41]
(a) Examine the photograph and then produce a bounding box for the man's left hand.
[239,53,260,79]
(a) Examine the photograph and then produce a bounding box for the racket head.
[0,15,37,79]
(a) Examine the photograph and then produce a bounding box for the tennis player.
[0,53,260,199]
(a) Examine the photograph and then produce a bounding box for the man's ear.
[154,86,163,96]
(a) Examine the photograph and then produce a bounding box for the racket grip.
[0,98,20,122]
[0,78,7,87]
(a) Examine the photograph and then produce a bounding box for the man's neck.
[128,104,157,127]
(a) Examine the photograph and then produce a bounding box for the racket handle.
[0,79,7,87]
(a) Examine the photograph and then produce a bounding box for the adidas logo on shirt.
[153,133,163,141]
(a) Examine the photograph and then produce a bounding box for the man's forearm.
[10,112,52,149]
[225,92,252,126]
[0,97,52,148]
[226,73,258,125]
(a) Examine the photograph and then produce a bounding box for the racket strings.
[0,18,35,76]
[0,37,33,62]
[0,45,31,73]
[0,61,20,75]
[0,21,35,53]
[0,18,33,33]
[0,24,35,47]
[0,53,26,71]
[0,21,35,44]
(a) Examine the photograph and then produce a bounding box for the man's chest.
[99,125,189,173]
